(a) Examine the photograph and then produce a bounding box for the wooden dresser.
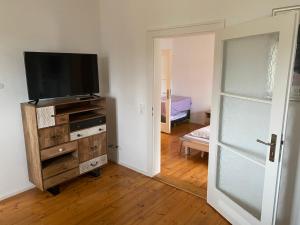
[21,97,108,194]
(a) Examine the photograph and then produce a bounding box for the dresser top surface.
[21,96,105,108]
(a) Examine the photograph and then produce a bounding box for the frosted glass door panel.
[219,96,271,162]
[222,33,279,99]
[217,147,265,219]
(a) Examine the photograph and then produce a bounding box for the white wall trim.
[147,20,226,33]
[118,161,150,177]
[146,20,225,177]
[0,184,35,202]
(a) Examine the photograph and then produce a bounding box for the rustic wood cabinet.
[21,97,108,194]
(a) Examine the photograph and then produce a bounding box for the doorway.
[147,20,224,178]
[148,12,298,225]
[154,33,215,198]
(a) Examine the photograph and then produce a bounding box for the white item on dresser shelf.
[70,124,106,141]
[36,106,55,129]
[79,155,108,174]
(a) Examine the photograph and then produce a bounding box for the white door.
[208,12,299,225]
[160,49,172,133]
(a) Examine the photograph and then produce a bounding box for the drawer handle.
[90,146,98,151]
[77,134,82,137]
[51,115,55,117]
[99,128,103,131]
[58,148,64,152]
[90,162,98,167]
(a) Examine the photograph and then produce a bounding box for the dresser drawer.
[70,124,106,141]
[55,114,69,125]
[36,106,55,129]
[43,168,79,190]
[40,141,78,161]
[79,155,107,174]
[70,117,106,132]
[42,154,79,179]
[39,125,70,149]
[78,133,107,163]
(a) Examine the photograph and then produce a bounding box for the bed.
[161,95,192,125]
[180,125,210,157]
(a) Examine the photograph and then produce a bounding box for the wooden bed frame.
[180,136,209,158]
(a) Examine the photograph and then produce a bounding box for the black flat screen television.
[24,52,99,100]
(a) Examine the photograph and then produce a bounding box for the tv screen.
[24,52,99,100]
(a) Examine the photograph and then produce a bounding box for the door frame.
[146,20,225,177]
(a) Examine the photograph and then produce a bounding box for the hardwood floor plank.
[0,163,229,225]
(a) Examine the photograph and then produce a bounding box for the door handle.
[256,139,275,146]
[256,134,277,162]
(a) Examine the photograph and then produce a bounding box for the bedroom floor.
[155,122,208,199]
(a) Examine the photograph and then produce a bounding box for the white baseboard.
[118,161,150,177]
[0,184,35,202]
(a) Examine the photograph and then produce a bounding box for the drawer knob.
[77,134,82,137]
[99,128,102,131]
[59,148,64,152]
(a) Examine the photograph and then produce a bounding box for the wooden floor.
[0,163,229,225]
[155,123,208,198]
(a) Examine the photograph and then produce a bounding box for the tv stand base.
[47,186,60,196]
[88,168,101,177]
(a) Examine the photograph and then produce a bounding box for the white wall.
[0,0,101,200]
[171,34,214,124]
[98,1,300,224]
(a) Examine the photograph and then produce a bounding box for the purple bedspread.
[161,95,192,116]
